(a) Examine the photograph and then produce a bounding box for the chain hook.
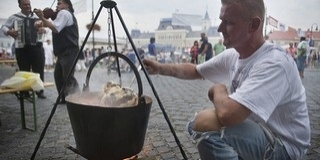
[107,8,112,52]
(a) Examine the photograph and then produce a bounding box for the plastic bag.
[0,71,44,91]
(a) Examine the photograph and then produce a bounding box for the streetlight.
[310,23,318,47]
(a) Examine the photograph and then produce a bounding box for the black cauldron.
[66,52,152,160]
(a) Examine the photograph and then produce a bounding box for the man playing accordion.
[1,0,47,98]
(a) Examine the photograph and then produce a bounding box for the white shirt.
[196,42,310,160]
[0,12,51,37]
[1,12,36,34]
[52,10,74,33]
[43,42,53,56]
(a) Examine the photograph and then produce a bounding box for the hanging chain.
[107,8,112,52]
[106,8,114,75]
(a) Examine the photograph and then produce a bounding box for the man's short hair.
[150,37,155,43]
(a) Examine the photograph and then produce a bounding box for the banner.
[268,16,278,28]
[73,0,87,14]
[279,22,286,31]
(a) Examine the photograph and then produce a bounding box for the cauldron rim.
[65,91,152,108]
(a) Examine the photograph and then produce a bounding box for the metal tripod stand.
[31,0,188,159]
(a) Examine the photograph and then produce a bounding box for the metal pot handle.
[83,52,143,98]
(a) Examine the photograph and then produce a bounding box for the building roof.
[203,10,210,20]
[132,11,219,40]
[130,29,155,39]
[268,28,320,41]
[268,30,300,41]
[157,17,193,31]
[305,30,320,40]
[172,13,202,26]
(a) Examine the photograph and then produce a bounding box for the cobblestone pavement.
[0,64,319,160]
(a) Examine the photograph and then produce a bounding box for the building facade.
[130,11,222,53]
[268,27,320,50]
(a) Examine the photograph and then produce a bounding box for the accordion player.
[13,14,43,48]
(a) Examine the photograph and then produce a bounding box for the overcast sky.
[1,0,319,39]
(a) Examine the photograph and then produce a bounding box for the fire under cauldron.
[65,52,152,160]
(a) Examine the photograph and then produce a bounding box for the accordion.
[14,15,40,48]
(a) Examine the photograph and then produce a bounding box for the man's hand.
[7,29,18,39]
[33,9,58,33]
[143,59,160,75]
[33,9,45,20]
[34,20,43,29]
[37,27,46,34]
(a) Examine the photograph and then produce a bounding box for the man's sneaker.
[36,92,47,99]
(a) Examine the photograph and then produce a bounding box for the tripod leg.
[113,4,189,160]
[31,4,106,160]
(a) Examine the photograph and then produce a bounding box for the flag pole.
[92,0,95,52]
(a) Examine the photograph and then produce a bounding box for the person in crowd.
[76,50,86,72]
[127,49,136,72]
[148,37,157,60]
[0,49,9,60]
[157,51,165,63]
[100,46,106,55]
[143,0,310,159]
[1,0,47,98]
[91,47,96,61]
[138,48,145,60]
[305,37,312,66]
[309,49,317,69]
[190,40,199,64]
[296,37,308,78]
[286,42,297,61]
[43,39,54,70]
[197,36,206,64]
[34,0,80,104]
[318,45,320,64]
[198,33,213,62]
[213,39,225,56]
[84,48,92,67]
[170,51,176,64]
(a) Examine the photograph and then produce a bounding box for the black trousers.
[15,43,45,93]
[54,47,80,100]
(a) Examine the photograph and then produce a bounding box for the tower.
[202,10,212,32]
